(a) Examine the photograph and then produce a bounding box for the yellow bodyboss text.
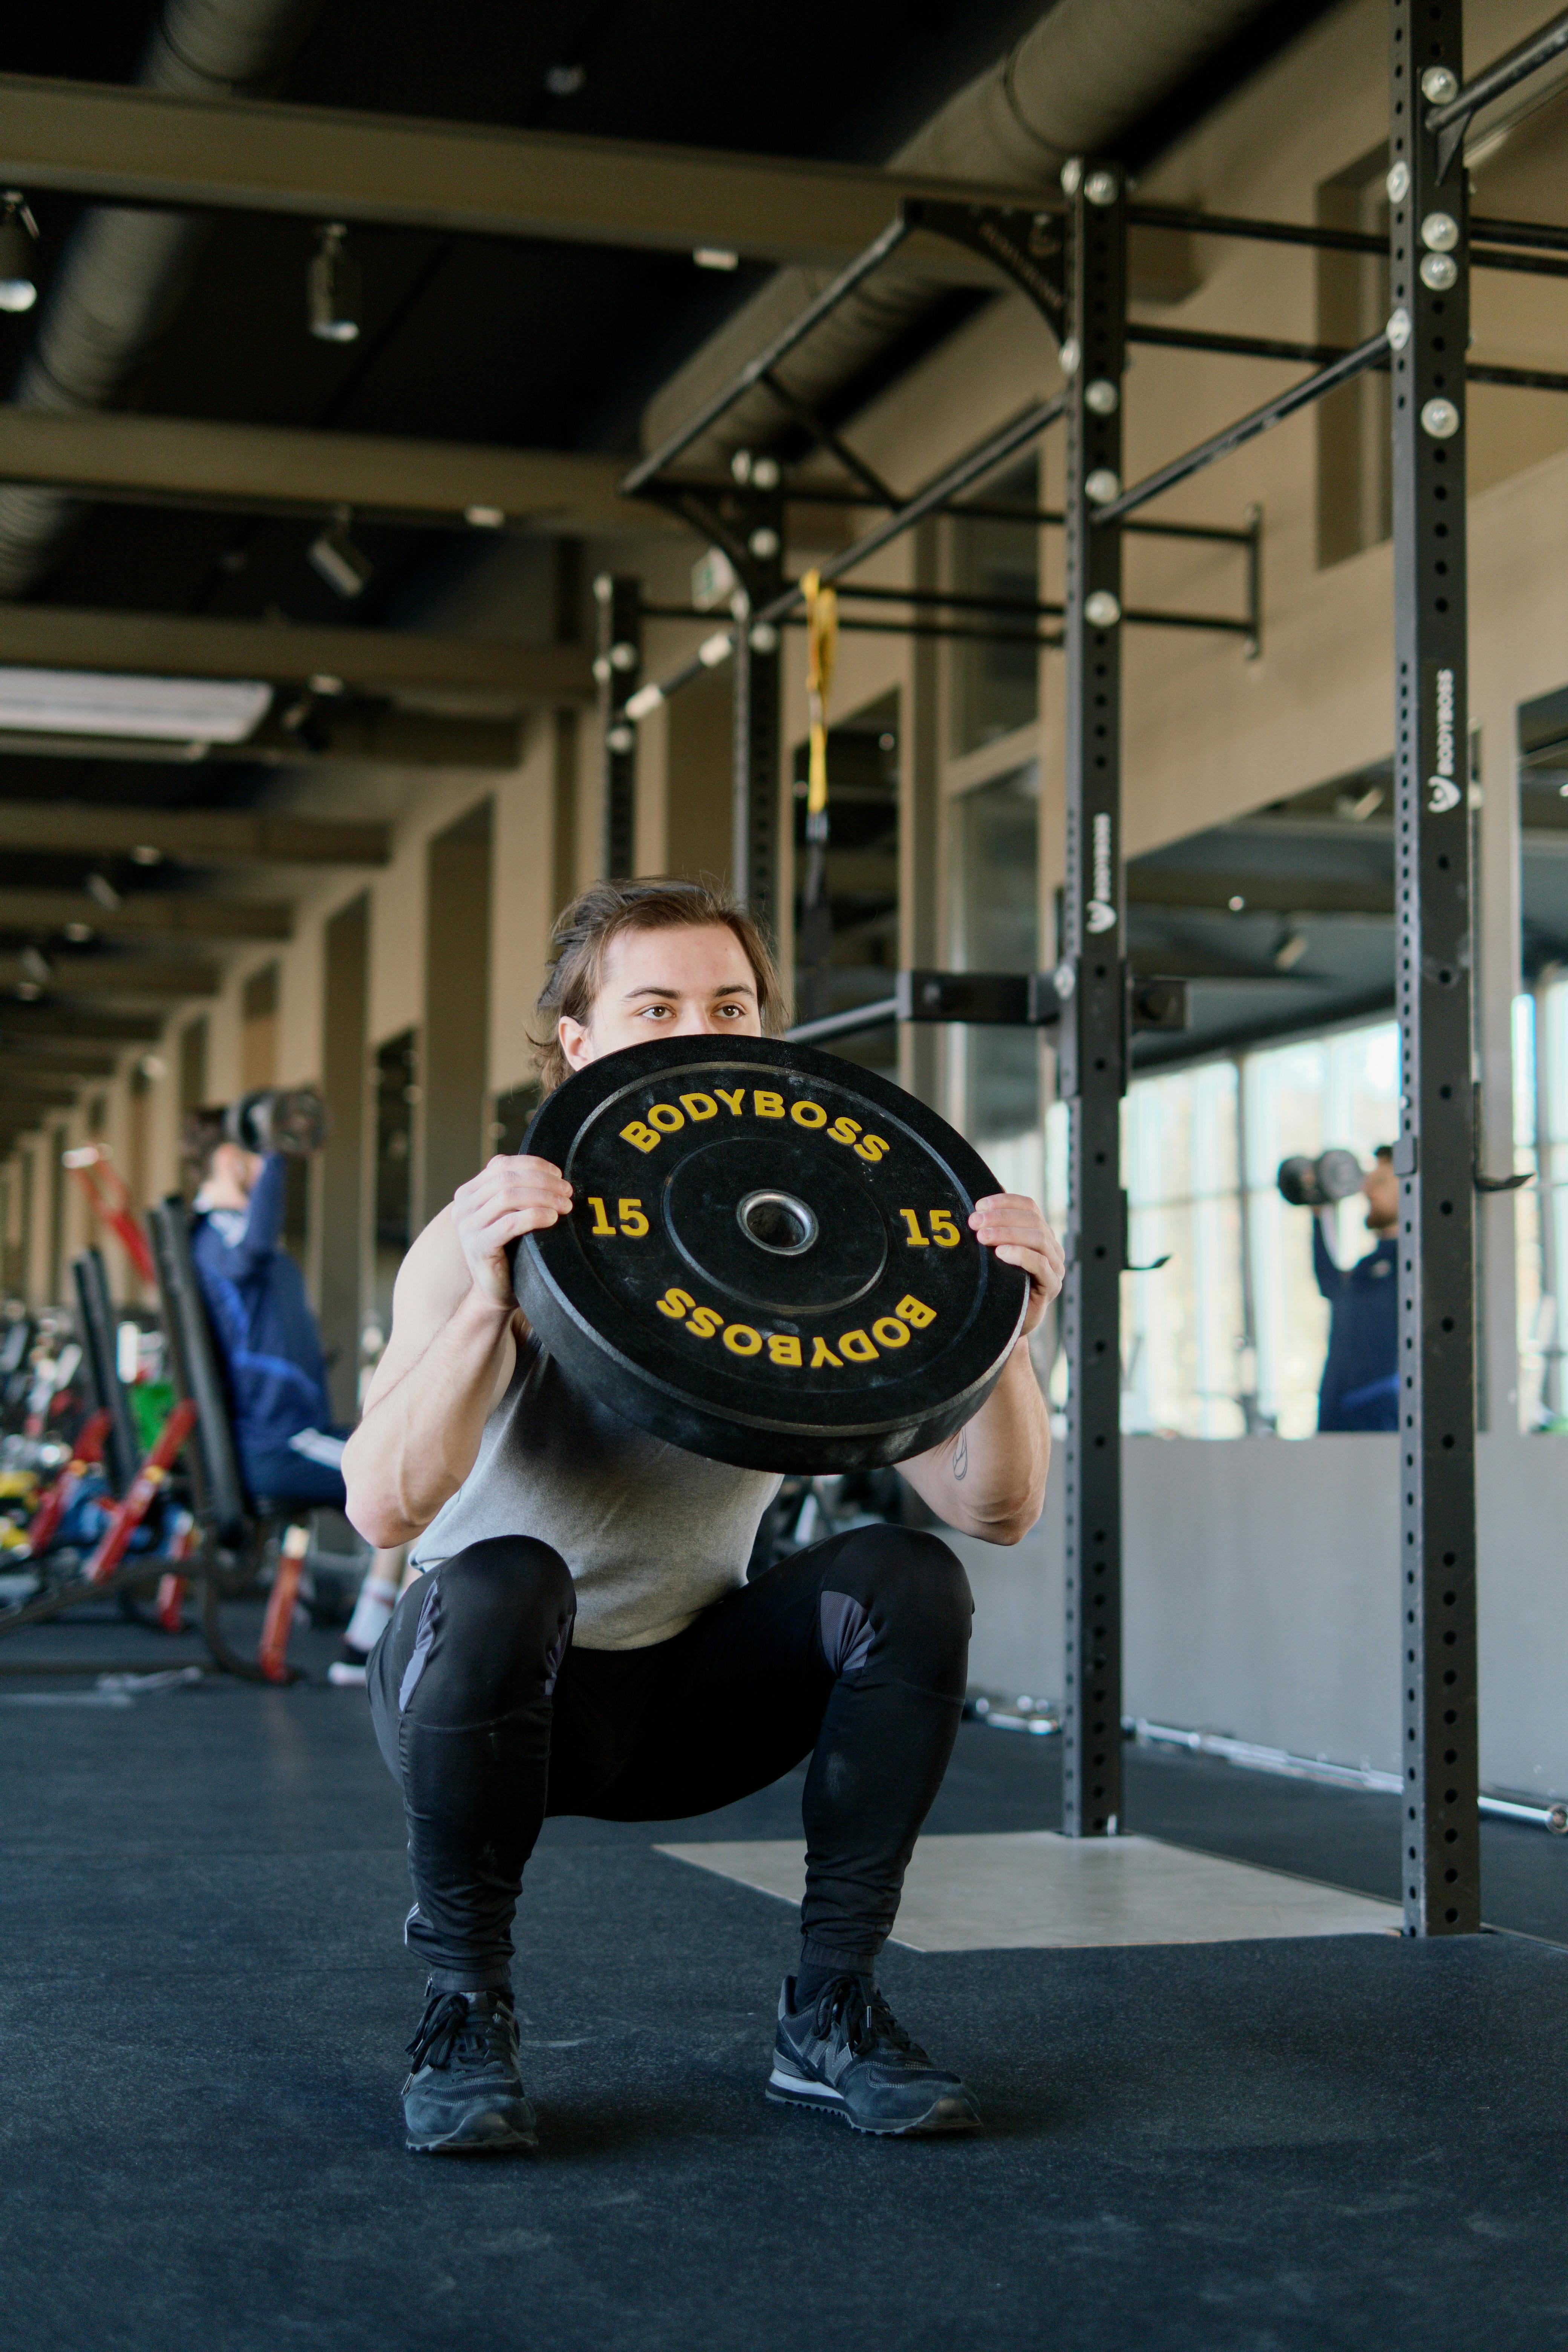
[652,1287,935,1367]
[621,1087,889,1161]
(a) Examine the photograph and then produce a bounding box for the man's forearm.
[954,1343,1050,1536]
[902,1340,1050,1542]
[343,1288,514,1545]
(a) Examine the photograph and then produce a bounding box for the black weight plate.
[510,1036,1029,1473]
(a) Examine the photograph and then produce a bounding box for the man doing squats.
[344,879,1062,2151]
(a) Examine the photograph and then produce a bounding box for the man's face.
[1364,1158,1398,1232]
[211,1141,263,1196]
[559,923,764,1072]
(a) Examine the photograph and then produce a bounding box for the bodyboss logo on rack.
[1428,666,1462,813]
[1086,810,1116,931]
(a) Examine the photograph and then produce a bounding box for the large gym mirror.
[1113,769,1402,1436]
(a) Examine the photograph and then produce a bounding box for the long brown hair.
[531,877,786,1093]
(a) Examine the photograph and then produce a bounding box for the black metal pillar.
[594,573,641,879]
[1060,161,1128,1839]
[729,488,785,932]
[1389,0,1481,1933]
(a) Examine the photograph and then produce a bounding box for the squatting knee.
[401,1536,574,1722]
[828,1525,973,1674]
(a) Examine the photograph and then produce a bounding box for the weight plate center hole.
[737,1189,819,1257]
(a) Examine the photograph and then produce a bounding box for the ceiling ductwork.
[0,0,326,600]
[641,0,1279,473]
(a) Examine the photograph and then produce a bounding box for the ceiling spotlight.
[0,192,40,314]
[1274,928,1309,972]
[85,872,121,910]
[1227,893,1246,914]
[20,946,51,984]
[544,62,585,95]
[694,248,740,272]
[62,922,94,942]
[280,693,335,752]
[13,981,41,1002]
[464,504,505,529]
[308,223,360,344]
[130,844,163,865]
[308,517,373,599]
[1335,782,1385,822]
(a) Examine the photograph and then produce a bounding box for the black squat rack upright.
[611,0,1568,1933]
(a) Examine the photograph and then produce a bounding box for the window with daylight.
[1121,1061,1245,1438]
[1050,1017,1403,1437]
[1511,983,1568,1431]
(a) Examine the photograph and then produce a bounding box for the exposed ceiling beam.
[0,73,1021,273]
[0,1007,161,1044]
[0,1084,77,1110]
[0,606,592,701]
[0,707,524,770]
[1128,872,1393,917]
[0,804,388,865]
[0,1045,118,1078]
[0,956,221,998]
[0,408,685,538]
[0,891,291,941]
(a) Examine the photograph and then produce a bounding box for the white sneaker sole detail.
[767,2065,843,2104]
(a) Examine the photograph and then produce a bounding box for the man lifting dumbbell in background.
[185,1099,411,1680]
[344,877,1062,2153]
[1279,1143,1400,1433]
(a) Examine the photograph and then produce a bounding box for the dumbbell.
[1276,1149,1365,1208]
[224,1087,329,1156]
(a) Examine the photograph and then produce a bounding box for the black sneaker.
[402,1988,538,2155]
[766,1973,982,2137]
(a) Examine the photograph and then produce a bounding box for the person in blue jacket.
[188,1116,408,1681]
[1314,1145,1399,1432]
[190,1132,344,1504]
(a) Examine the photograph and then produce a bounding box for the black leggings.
[366,1524,972,1992]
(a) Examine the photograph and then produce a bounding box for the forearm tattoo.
[952,1428,969,1481]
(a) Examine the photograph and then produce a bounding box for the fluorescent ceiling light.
[0,667,272,743]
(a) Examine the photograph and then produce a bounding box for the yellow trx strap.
[802,567,839,820]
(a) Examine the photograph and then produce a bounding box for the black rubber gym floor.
[4,1617,1567,2351]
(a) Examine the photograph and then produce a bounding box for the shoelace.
[406,1991,516,2074]
[812,1974,922,2061]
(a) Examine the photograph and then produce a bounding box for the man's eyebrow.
[620,978,757,1001]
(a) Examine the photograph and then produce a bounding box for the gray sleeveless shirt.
[409,1332,782,1650]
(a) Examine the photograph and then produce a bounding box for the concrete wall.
[957,1432,1568,1798]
